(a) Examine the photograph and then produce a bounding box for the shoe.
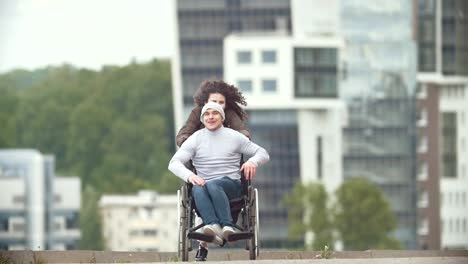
[203,224,223,245]
[222,226,238,240]
[195,246,208,261]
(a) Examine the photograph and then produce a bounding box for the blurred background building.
[99,191,178,252]
[0,149,81,250]
[415,0,468,249]
[173,0,346,247]
[172,0,420,248]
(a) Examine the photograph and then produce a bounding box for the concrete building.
[0,149,81,250]
[224,33,345,194]
[99,191,178,252]
[415,0,468,249]
[416,75,468,249]
[173,0,418,248]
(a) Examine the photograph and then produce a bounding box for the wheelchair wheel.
[177,185,190,261]
[248,187,260,260]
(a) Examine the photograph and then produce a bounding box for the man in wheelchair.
[168,102,269,261]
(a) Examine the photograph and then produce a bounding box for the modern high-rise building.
[340,0,418,249]
[173,0,297,248]
[415,0,468,249]
[0,149,81,250]
[173,0,418,248]
[99,191,178,252]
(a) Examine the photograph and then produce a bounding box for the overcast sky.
[0,0,174,73]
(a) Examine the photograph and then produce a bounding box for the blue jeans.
[192,176,242,227]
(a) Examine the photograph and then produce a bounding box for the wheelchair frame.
[176,177,260,261]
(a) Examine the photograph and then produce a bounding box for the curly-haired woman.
[176,80,251,147]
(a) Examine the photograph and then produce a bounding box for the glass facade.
[417,0,436,72]
[247,110,301,247]
[341,0,418,249]
[294,48,338,98]
[442,0,456,75]
[417,0,468,75]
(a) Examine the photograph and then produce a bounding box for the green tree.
[284,182,334,250]
[0,88,17,148]
[79,185,104,250]
[65,59,177,194]
[13,66,94,172]
[333,177,401,250]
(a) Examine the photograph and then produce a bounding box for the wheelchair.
[176,174,260,261]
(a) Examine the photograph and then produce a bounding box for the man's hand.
[188,174,206,186]
[241,161,257,180]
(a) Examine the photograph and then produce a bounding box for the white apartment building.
[224,33,345,193]
[438,77,468,249]
[223,0,345,249]
[0,149,81,250]
[99,191,178,252]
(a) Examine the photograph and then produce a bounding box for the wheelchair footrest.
[187,232,215,243]
[227,232,253,242]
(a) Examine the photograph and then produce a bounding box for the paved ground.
[1,249,467,263]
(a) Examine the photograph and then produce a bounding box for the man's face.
[207,93,226,109]
[202,108,223,131]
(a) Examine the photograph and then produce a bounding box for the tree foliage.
[285,178,401,250]
[79,185,104,250]
[283,182,334,250]
[0,59,179,249]
[334,178,401,250]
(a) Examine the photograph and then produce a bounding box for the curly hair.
[193,80,248,121]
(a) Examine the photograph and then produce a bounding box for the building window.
[237,80,252,93]
[12,195,25,204]
[418,162,428,181]
[12,223,24,232]
[418,190,428,208]
[54,195,61,203]
[262,50,276,63]
[416,109,427,127]
[317,136,323,180]
[237,51,252,64]
[65,212,79,229]
[418,218,429,235]
[418,136,428,153]
[416,84,427,99]
[442,112,457,178]
[143,229,157,236]
[294,47,337,98]
[0,219,8,231]
[262,79,277,92]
